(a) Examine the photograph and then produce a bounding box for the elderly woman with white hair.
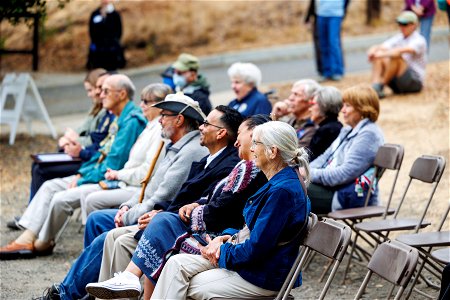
[227,62,272,117]
[148,121,310,299]
[307,86,343,161]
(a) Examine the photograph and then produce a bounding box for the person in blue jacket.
[85,121,311,299]
[227,62,272,117]
[0,74,146,260]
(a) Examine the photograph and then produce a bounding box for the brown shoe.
[0,241,35,260]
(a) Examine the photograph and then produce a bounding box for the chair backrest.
[393,155,446,231]
[292,218,352,300]
[354,240,419,299]
[363,144,404,213]
[276,212,318,300]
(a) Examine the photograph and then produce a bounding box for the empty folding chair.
[354,240,419,300]
[396,202,450,299]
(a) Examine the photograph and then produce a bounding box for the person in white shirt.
[367,11,427,98]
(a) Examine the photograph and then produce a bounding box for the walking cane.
[138,140,165,203]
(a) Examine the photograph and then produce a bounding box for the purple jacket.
[404,0,436,18]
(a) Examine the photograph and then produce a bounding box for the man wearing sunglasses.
[367,11,427,99]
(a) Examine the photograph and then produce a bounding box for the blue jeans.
[84,209,117,248]
[419,16,434,51]
[59,232,108,300]
[317,16,344,77]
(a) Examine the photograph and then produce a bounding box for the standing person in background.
[171,53,212,115]
[87,0,126,70]
[304,0,322,77]
[316,0,346,82]
[227,62,272,117]
[404,0,436,50]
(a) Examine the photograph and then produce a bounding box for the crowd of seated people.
[0,54,391,300]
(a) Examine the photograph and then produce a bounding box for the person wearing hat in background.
[367,11,427,99]
[172,53,213,115]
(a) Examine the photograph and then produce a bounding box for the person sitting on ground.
[172,53,212,115]
[271,79,321,147]
[112,121,310,300]
[307,86,343,161]
[0,74,147,260]
[25,70,114,203]
[84,115,271,299]
[308,84,384,215]
[34,103,242,300]
[77,83,172,224]
[368,11,427,98]
[227,62,272,117]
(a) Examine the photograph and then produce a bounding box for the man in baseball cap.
[171,53,212,115]
[366,10,426,98]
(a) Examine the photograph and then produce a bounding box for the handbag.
[336,167,376,209]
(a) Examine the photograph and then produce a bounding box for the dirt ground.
[0,61,448,299]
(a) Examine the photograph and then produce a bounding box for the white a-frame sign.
[1,73,57,145]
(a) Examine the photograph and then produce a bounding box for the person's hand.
[114,206,129,228]
[137,210,162,230]
[271,101,290,120]
[68,174,81,189]
[64,128,79,142]
[199,235,230,266]
[178,203,200,223]
[58,136,70,148]
[104,168,119,180]
[64,141,82,158]
[411,5,424,16]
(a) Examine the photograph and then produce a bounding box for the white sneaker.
[85,271,141,299]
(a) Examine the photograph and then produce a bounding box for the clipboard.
[30,153,82,164]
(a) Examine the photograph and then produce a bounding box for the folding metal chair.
[327,144,404,282]
[288,218,351,300]
[211,213,318,300]
[354,240,419,300]
[349,155,446,282]
[396,202,450,299]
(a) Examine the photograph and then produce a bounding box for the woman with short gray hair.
[307,86,343,161]
[227,62,272,117]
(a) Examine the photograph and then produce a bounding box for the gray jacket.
[310,119,384,187]
[120,130,209,225]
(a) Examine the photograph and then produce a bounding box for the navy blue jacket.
[219,167,310,291]
[228,88,272,117]
[162,144,240,212]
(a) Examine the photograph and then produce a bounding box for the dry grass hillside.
[1,0,447,72]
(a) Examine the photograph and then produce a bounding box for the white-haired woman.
[149,121,310,299]
[227,62,272,117]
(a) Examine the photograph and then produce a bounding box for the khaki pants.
[151,254,277,300]
[99,225,140,281]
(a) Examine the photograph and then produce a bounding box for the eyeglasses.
[160,112,178,118]
[202,120,224,129]
[101,88,120,95]
[251,140,265,147]
[141,99,156,105]
[309,100,317,105]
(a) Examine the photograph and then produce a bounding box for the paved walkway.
[1,27,448,139]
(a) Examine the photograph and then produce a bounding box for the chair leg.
[405,256,427,299]
[319,260,340,300]
[354,270,372,299]
[54,212,72,244]
[342,232,360,284]
[319,258,333,283]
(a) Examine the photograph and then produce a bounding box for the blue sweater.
[228,88,272,117]
[219,167,310,291]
